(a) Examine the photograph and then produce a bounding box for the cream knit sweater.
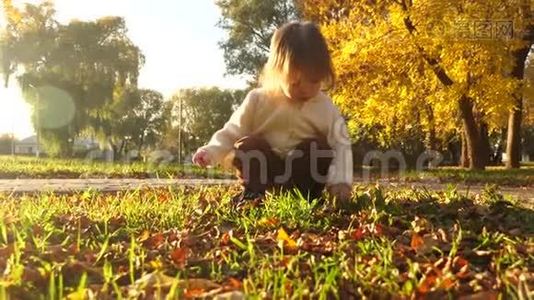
[199,88,353,186]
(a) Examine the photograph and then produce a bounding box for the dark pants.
[232,135,334,200]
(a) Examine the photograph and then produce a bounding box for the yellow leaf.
[277,228,298,250]
[258,217,279,228]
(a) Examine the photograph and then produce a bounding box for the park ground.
[0,156,532,299]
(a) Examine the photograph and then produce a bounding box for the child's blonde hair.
[259,21,335,93]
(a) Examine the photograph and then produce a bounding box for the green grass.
[0,156,231,179]
[408,165,534,186]
[0,184,532,298]
[354,164,534,186]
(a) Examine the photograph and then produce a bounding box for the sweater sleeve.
[199,90,257,166]
[325,106,354,186]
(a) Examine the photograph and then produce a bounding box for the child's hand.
[327,183,352,203]
[192,149,211,168]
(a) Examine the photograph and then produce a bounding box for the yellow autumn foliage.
[301,0,533,148]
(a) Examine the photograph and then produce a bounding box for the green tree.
[216,0,300,79]
[1,2,143,157]
[119,89,170,156]
[168,87,245,159]
[0,134,15,154]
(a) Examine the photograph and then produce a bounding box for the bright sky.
[0,0,247,138]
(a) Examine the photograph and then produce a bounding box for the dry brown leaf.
[439,277,456,289]
[220,232,231,246]
[411,233,438,255]
[0,244,14,257]
[418,274,436,294]
[144,233,165,249]
[227,277,242,289]
[458,291,498,300]
[213,291,246,300]
[411,233,424,251]
[131,273,223,298]
[351,227,365,240]
[170,247,188,267]
[184,288,206,298]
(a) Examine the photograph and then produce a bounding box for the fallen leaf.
[2,214,18,225]
[455,265,471,279]
[184,288,206,298]
[66,288,94,300]
[439,277,455,289]
[132,272,177,290]
[258,217,279,228]
[284,281,293,294]
[138,230,151,242]
[213,291,246,300]
[417,274,436,294]
[67,243,80,255]
[410,233,438,255]
[22,267,46,287]
[130,273,222,298]
[227,277,242,289]
[372,224,383,236]
[410,233,424,251]
[0,244,14,257]
[62,261,102,281]
[277,228,298,251]
[220,232,231,246]
[453,256,468,269]
[170,247,188,267]
[350,227,365,240]
[184,278,221,290]
[31,224,43,236]
[149,259,164,269]
[458,291,498,300]
[411,216,430,233]
[144,233,165,249]
[45,244,69,262]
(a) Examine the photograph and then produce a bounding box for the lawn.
[0,156,230,180]
[405,166,534,187]
[0,185,532,299]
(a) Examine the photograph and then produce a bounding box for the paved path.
[0,178,236,194]
[0,178,532,205]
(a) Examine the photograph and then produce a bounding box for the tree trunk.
[138,134,145,153]
[106,135,118,162]
[506,101,522,168]
[118,140,126,159]
[401,12,486,170]
[459,95,485,170]
[460,132,469,168]
[506,2,533,169]
[479,122,491,167]
[506,48,530,168]
[424,104,438,151]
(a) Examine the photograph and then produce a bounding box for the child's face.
[280,70,322,102]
